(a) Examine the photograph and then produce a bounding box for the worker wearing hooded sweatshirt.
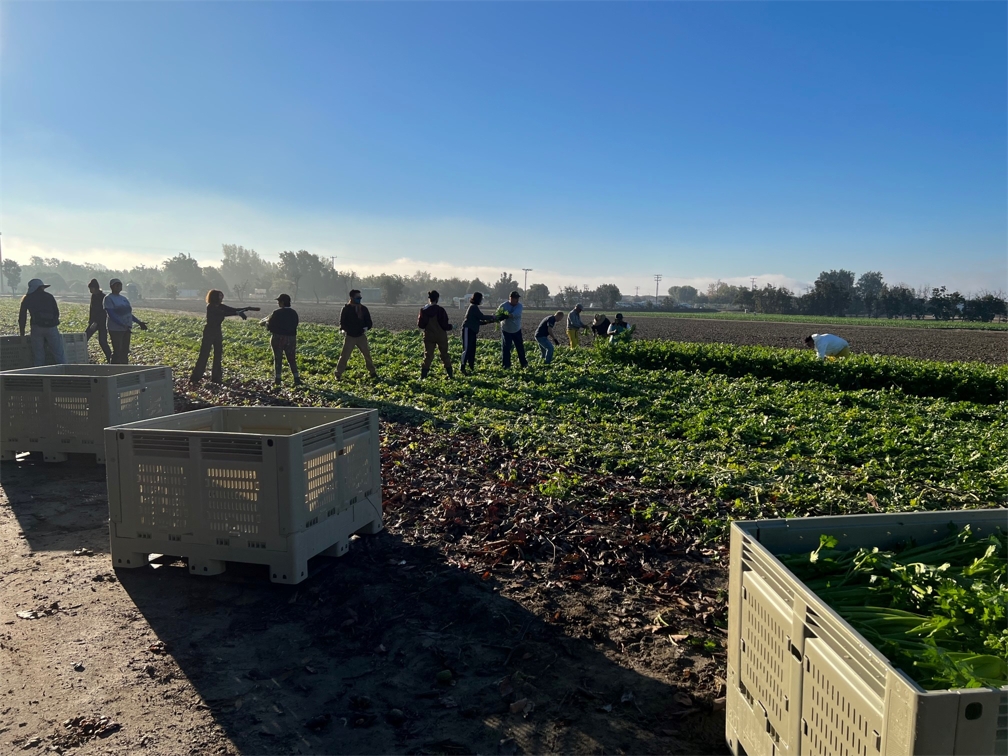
[804,333,851,360]
[566,304,587,347]
[85,279,112,362]
[418,290,454,379]
[18,279,66,365]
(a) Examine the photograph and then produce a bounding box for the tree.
[2,258,22,294]
[162,253,205,290]
[165,284,178,300]
[526,283,551,308]
[594,284,621,310]
[379,274,406,305]
[202,265,229,294]
[753,284,795,314]
[468,277,487,296]
[963,292,1007,323]
[667,285,698,305]
[855,271,885,317]
[491,272,520,302]
[279,250,306,302]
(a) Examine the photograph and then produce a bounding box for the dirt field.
[0,404,729,756]
[130,299,1007,364]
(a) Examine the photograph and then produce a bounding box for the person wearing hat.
[566,303,588,348]
[18,278,66,365]
[335,289,378,380]
[103,278,148,364]
[418,290,455,380]
[607,313,633,344]
[459,291,501,375]
[85,279,112,362]
[591,313,611,341]
[534,311,564,364]
[498,290,528,369]
[261,293,301,387]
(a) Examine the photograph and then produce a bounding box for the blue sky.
[2,2,1005,295]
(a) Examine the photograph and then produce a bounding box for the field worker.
[335,289,378,380]
[263,293,301,387]
[591,313,611,341]
[85,279,112,363]
[607,313,632,344]
[805,333,851,360]
[18,278,66,366]
[499,290,528,369]
[418,290,455,379]
[104,278,148,365]
[535,311,564,364]
[460,292,500,375]
[566,304,588,347]
[190,289,245,385]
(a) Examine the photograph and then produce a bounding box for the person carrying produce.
[104,278,148,365]
[535,311,564,364]
[566,303,588,347]
[335,289,378,380]
[805,333,851,360]
[591,313,611,341]
[190,289,246,385]
[18,278,66,366]
[85,278,112,363]
[261,293,301,387]
[418,290,454,379]
[607,313,634,344]
[460,291,501,374]
[498,290,528,369]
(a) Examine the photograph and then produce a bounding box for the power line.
[654,274,662,304]
[521,268,533,292]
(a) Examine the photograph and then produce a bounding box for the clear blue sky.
[2,1,1005,294]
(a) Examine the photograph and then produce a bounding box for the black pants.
[461,327,479,371]
[501,330,528,368]
[191,328,224,383]
[85,321,112,362]
[271,335,299,383]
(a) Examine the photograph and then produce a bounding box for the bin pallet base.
[110,498,383,585]
[0,449,103,463]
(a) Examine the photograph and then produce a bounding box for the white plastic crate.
[104,406,383,585]
[727,509,1008,756]
[0,364,174,463]
[0,333,90,370]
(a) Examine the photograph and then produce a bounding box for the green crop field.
[618,310,1008,330]
[5,301,1004,545]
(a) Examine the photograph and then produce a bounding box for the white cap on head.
[109,278,123,288]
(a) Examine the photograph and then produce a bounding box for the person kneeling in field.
[535,311,564,364]
[418,290,454,379]
[262,293,301,387]
[805,333,851,360]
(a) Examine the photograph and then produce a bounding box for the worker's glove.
[239,312,247,320]
[139,322,149,331]
[259,317,269,327]
[552,339,559,346]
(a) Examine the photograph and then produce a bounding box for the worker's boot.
[420,365,429,380]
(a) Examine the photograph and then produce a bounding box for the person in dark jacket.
[459,291,501,374]
[418,290,454,379]
[262,293,301,387]
[190,289,246,385]
[591,313,611,341]
[535,311,564,364]
[85,279,112,362]
[18,278,66,365]
[335,289,377,379]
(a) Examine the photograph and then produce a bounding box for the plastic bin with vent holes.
[727,509,1008,756]
[1,332,90,370]
[104,406,383,585]
[1,364,174,463]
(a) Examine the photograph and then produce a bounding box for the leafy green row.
[630,311,1008,331]
[602,340,1008,404]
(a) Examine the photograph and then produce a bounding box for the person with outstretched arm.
[104,278,148,365]
[499,290,528,369]
[335,289,378,379]
[535,311,564,364]
[418,290,454,379]
[86,278,112,363]
[460,291,501,374]
[805,333,851,360]
[262,293,301,387]
[190,289,245,384]
[18,278,66,366]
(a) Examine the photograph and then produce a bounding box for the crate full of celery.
[726,509,1007,756]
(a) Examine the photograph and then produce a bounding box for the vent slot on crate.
[995,694,1008,752]
[51,377,91,394]
[740,570,791,747]
[305,447,340,514]
[3,377,44,392]
[248,540,267,549]
[144,393,166,419]
[343,437,373,504]
[133,434,190,458]
[303,426,338,453]
[5,393,44,422]
[53,395,90,438]
[205,467,261,534]
[341,417,370,436]
[144,368,167,382]
[119,388,141,422]
[137,463,189,530]
[201,437,263,461]
[116,373,141,388]
[801,638,883,756]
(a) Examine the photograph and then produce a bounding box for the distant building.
[359,288,383,304]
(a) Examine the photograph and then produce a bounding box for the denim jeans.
[30,326,66,366]
[536,336,554,364]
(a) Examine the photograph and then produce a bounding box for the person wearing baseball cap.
[18,279,66,365]
[103,278,148,364]
[498,290,528,369]
[261,293,301,387]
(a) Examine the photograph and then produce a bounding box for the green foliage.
[603,340,1008,404]
[629,311,1008,331]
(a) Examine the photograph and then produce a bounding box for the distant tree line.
[0,253,1003,322]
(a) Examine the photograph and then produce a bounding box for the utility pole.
[750,276,756,291]
[654,274,662,305]
[330,256,337,270]
[635,286,639,298]
[521,268,532,293]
